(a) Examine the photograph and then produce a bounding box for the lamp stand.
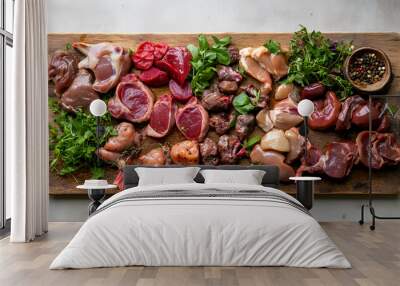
[304,116,308,164]
[95,117,105,168]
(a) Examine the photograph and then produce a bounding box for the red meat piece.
[108,74,154,123]
[155,47,192,86]
[146,94,177,138]
[169,79,193,102]
[138,67,169,87]
[132,41,155,70]
[175,97,209,141]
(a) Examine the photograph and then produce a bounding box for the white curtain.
[7,0,49,242]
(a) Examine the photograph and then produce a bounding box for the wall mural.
[48,27,400,196]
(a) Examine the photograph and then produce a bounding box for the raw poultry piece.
[138,67,169,87]
[175,97,209,141]
[146,94,176,138]
[98,122,141,164]
[48,50,78,95]
[256,98,303,132]
[356,131,400,169]
[209,111,236,135]
[251,46,288,80]
[60,69,99,112]
[199,138,219,165]
[201,85,231,111]
[260,129,290,153]
[336,95,390,132]
[218,135,246,164]
[256,109,274,133]
[235,114,255,141]
[308,91,341,130]
[239,48,272,94]
[108,74,154,123]
[138,147,167,166]
[296,142,358,179]
[169,79,193,102]
[271,97,304,130]
[274,83,295,101]
[72,42,131,93]
[170,140,199,165]
[285,128,305,164]
[250,144,295,182]
[155,47,192,86]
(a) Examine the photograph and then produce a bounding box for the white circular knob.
[297,99,315,117]
[89,99,107,117]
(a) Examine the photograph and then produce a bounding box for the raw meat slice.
[146,94,176,138]
[108,74,154,123]
[356,131,400,169]
[73,42,131,93]
[48,50,78,95]
[296,142,358,179]
[138,67,169,87]
[155,47,191,86]
[175,97,209,141]
[169,79,193,102]
[132,41,155,70]
[61,69,99,112]
[308,91,341,130]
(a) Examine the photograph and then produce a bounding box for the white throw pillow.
[136,167,200,186]
[200,169,266,185]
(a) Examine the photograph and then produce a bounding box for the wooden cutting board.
[48,33,400,196]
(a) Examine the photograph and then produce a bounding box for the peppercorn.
[349,52,385,86]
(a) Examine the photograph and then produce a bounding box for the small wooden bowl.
[344,47,392,93]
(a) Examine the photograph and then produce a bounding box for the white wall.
[48,0,400,33]
[47,0,400,222]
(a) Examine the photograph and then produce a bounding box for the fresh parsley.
[187,35,232,95]
[49,99,117,179]
[286,25,353,100]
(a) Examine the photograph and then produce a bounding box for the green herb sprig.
[243,134,262,151]
[49,99,117,179]
[232,90,261,115]
[286,25,353,100]
[264,40,281,54]
[187,35,231,95]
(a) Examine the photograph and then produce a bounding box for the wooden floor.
[0,222,399,286]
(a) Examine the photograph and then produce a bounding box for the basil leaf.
[198,35,209,50]
[187,44,199,61]
[189,35,233,95]
[65,42,72,51]
[244,134,262,151]
[233,93,255,114]
[216,50,230,65]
